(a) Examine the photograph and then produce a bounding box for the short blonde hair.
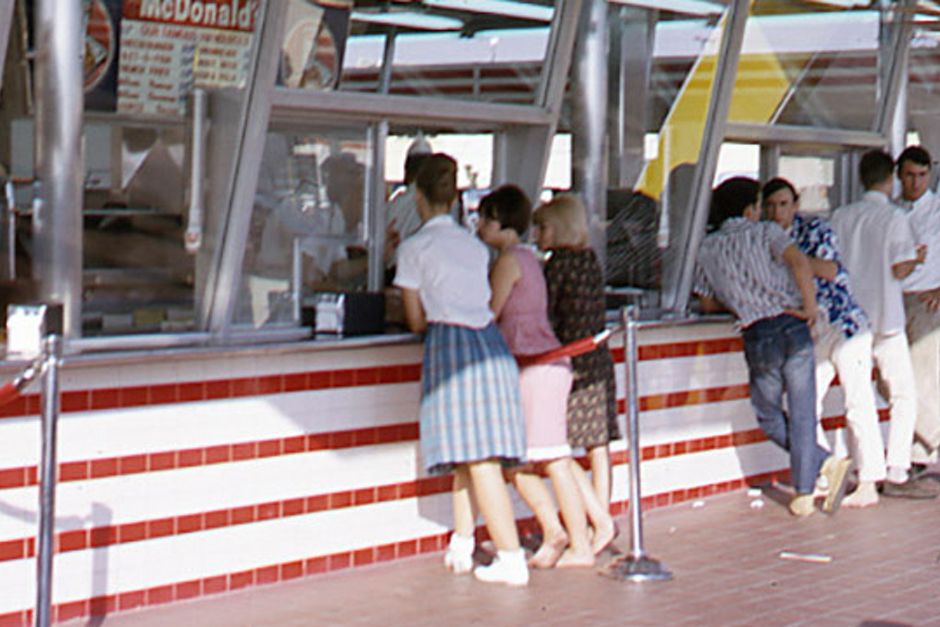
[534,194,589,247]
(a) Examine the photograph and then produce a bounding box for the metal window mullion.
[33,0,83,339]
[571,0,609,270]
[367,121,388,292]
[378,29,397,95]
[270,88,552,128]
[873,0,914,138]
[663,0,749,315]
[724,122,886,149]
[203,0,286,337]
[535,0,584,112]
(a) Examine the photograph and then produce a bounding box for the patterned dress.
[544,248,621,449]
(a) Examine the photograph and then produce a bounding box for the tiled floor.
[71,475,940,627]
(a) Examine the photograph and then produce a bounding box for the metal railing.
[0,330,62,627]
[606,305,672,582]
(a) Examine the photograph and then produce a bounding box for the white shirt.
[386,184,423,243]
[896,188,940,292]
[830,190,918,335]
[393,215,494,329]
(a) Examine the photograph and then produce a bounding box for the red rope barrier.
[0,382,20,406]
[516,328,614,368]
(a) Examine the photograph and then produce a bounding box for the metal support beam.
[758,145,780,184]
[378,28,397,95]
[199,1,287,336]
[495,0,583,203]
[873,0,914,142]
[608,6,656,190]
[662,0,748,315]
[0,0,16,93]
[572,0,609,270]
[367,121,388,291]
[32,0,83,338]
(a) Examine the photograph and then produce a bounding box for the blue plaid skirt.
[420,322,527,475]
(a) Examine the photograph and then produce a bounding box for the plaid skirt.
[420,322,527,475]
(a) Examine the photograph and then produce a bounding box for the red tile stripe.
[0,363,424,420]
[0,474,454,564]
[0,408,884,566]
[0,422,420,491]
[0,466,790,627]
[0,335,742,422]
[610,336,743,363]
[0,375,884,495]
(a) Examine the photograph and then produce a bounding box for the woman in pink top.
[478,184,605,568]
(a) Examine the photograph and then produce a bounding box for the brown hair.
[534,194,589,247]
[414,153,458,208]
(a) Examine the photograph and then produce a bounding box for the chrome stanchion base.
[604,554,673,582]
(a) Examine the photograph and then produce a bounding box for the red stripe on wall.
[0,336,742,422]
[0,423,420,490]
[0,407,884,566]
[609,336,742,363]
[0,363,425,420]
[0,467,790,627]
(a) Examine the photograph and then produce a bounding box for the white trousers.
[872,331,917,474]
[904,293,940,464]
[815,325,885,482]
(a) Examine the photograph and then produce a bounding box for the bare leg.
[512,468,568,568]
[467,460,520,551]
[588,445,613,510]
[569,459,615,554]
[452,466,478,537]
[544,458,595,568]
[842,480,879,508]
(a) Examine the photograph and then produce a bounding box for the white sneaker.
[443,533,474,574]
[473,549,529,587]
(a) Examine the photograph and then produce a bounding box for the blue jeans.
[742,314,828,494]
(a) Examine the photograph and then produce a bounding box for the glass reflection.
[239,128,371,327]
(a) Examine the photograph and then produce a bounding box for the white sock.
[886,466,908,484]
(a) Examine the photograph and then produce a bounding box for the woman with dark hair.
[478,184,598,569]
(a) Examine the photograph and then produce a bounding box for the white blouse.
[393,215,494,329]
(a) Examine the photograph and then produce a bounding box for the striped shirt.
[693,218,802,328]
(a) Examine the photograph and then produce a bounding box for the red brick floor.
[69,475,940,627]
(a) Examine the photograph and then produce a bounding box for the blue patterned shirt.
[788,214,868,338]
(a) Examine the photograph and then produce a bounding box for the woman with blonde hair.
[479,184,607,568]
[534,194,620,547]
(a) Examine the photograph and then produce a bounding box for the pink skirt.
[519,363,573,461]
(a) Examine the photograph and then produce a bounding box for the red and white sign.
[118,0,259,115]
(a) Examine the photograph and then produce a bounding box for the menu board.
[117,0,258,115]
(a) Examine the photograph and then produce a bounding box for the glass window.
[2,1,261,336]
[338,1,555,105]
[736,3,881,131]
[237,126,372,328]
[778,153,836,216]
[606,8,725,295]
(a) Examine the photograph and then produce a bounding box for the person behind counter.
[534,194,621,531]
[693,177,851,517]
[479,185,602,568]
[393,154,530,587]
[384,134,433,272]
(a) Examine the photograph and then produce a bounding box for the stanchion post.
[35,332,62,627]
[606,305,672,582]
